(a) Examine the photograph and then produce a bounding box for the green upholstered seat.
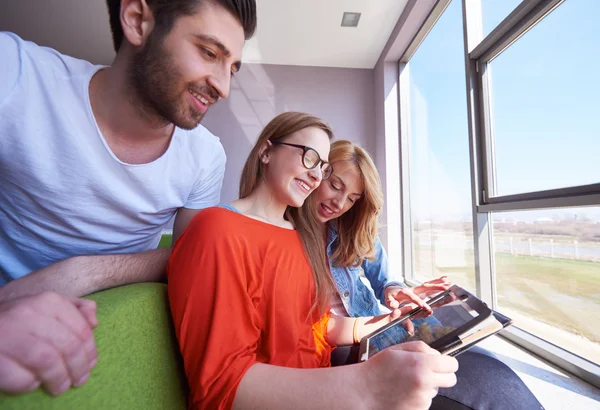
[0,283,188,409]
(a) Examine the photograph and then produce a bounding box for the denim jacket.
[327,226,406,317]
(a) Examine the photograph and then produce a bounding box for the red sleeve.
[167,210,262,410]
[313,312,334,367]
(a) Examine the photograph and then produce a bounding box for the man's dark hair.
[106,0,257,53]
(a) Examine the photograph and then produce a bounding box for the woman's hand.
[361,341,458,410]
[384,276,452,313]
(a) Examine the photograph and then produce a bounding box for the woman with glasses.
[167,112,459,410]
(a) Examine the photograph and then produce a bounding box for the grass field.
[158,234,172,249]
[427,250,600,344]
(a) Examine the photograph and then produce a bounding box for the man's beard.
[127,32,215,130]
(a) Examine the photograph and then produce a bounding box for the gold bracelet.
[353,317,361,344]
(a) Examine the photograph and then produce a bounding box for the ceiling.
[0,0,408,69]
[243,0,408,68]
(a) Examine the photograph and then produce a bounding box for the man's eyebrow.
[194,34,242,71]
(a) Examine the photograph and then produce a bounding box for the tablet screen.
[366,291,481,358]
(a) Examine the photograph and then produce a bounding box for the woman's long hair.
[317,140,384,268]
[239,111,338,316]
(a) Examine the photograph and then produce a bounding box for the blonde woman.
[167,113,458,410]
[308,140,450,317]
[307,139,542,409]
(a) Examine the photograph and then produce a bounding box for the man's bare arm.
[0,248,170,302]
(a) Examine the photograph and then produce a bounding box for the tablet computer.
[358,285,495,361]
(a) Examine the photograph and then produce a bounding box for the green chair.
[0,283,188,409]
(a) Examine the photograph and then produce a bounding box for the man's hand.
[362,341,458,410]
[0,292,98,396]
[384,276,452,313]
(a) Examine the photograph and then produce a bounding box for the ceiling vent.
[341,12,361,27]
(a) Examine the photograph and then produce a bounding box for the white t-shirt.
[0,32,226,283]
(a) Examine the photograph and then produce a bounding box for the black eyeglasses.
[272,142,333,180]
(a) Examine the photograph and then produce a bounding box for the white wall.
[202,63,376,203]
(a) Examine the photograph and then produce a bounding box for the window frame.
[397,0,600,388]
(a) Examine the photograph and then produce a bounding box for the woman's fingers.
[402,318,415,336]
[387,287,433,314]
[391,340,439,354]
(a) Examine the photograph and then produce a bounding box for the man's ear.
[258,140,273,164]
[120,0,155,48]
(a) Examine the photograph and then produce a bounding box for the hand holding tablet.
[358,285,511,361]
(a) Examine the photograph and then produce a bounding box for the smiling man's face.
[128,1,245,129]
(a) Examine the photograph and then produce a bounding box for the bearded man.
[0,0,257,300]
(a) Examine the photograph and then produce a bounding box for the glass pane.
[493,207,600,364]
[408,0,476,292]
[481,0,523,37]
[489,0,600,196]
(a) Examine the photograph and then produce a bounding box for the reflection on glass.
[493,207,600,364]
[407,0,475,291]
[489,0,600,195]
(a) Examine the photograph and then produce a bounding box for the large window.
[489,0,600,196]
[478,0,600,366]
[405,0,476,292]
[400,0,600,384]
[493,207,600,364]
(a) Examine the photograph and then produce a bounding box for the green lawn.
[433,251,600,343]
[495,253,600,298]
[158,234,173,249]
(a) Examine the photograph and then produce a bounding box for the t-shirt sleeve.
[313,312,334,367]
[167,210,261,410]
[184,143,226,209]
[0,32,22,106]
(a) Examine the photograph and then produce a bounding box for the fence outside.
[415,230,600,263]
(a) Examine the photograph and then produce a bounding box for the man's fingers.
[6,334,72,396]
[45,294,94,342]
[48,296,98,370]
[72,298,98,328]
[26,294,96,390]
[53,319,97,383]
[24,317,93,391]
[0,354,40,394]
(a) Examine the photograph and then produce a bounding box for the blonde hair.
[320,140,384,268]
[239,111,338,316]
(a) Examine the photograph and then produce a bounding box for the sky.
[407,0,600,222]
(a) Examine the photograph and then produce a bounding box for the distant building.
[534,217,554,224]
